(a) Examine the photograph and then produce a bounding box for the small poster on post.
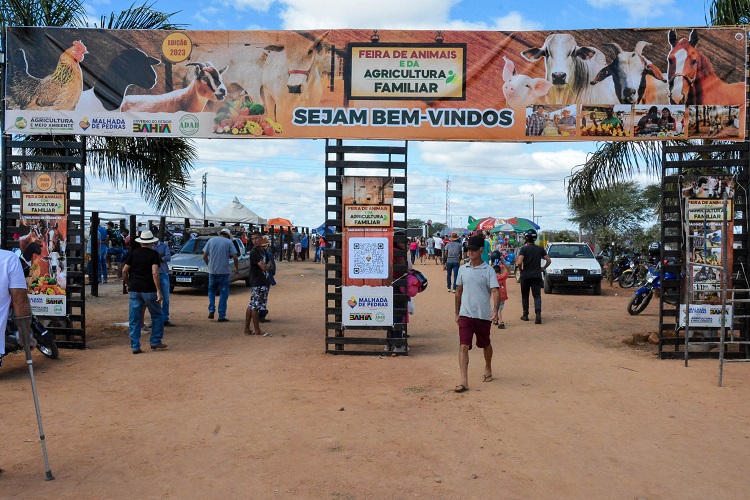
[679,304,733,328]
[19,171,68,316]
[342,286,394,327]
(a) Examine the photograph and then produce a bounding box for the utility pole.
[445,177,451,228]
[201,173,207,220]
[530,193,535,222]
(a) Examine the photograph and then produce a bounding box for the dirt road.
[2,261,749,498]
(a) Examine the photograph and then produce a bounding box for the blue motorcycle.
[626,262,678,315]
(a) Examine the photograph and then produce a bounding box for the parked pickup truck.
[168,236,251,291]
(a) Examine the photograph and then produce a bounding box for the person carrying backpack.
[106,222,126,280]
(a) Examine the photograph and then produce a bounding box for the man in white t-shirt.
[0,249,35,357]
[433,233,444,265]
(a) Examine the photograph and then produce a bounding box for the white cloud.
[193,13,209,24]
[219,0,275,13]
[585,0,674,21]
[280,0,461,30]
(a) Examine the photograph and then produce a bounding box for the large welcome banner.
[4,26,747,142]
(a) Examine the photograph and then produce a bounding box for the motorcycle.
[618,256,651,289]
[626,262,678,315]
[1,310,59,368]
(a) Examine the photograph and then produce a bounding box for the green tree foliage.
[569,181,655,235]
[1,0,196,214]
[430,222,447,236]
[407,218,425,228]
[545,229,578,242]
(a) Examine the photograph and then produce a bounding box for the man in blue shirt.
[97,221,109,283]
[203,228,239,322]
[153,238,174,327]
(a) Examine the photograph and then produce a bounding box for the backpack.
[109,229,124,248]
[411,269,428,292]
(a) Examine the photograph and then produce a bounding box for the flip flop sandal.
[454,385,469,393]
[483,375,493,382]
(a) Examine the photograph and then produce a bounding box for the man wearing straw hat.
[122,230,165,354]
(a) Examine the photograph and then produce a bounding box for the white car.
[544,242,603,295]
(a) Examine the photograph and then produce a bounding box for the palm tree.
[566,0,749,205]
[0,0,197,213]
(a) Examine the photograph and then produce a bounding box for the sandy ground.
[2,259,750,499]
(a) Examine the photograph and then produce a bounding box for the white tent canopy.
[211,197,266,224]
[194,198,213,218]
[166,202,198,220]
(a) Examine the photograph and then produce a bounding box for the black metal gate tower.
[659,142,750,359]
[324,139,408,354]
[1,135,87,348]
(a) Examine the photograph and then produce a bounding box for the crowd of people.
[80,221,322,354]
[35,221,553,393]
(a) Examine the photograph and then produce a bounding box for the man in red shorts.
[454,234,500,393]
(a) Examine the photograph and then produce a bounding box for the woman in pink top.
[409,238,418,265]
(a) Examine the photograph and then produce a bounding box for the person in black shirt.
[245,231,269,336]
[122,230,165,354]
[516,229,551,324]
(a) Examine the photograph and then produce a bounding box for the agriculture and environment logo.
[179,114,200,136]
[15,116,27,129]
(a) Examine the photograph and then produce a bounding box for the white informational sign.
[347,237,389,279]
[28,294,66,316]
[679,304,733,328]
[342,286,394,327]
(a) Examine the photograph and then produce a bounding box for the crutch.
[23,340,54,480]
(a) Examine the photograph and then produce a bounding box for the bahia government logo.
[179,114,200,136]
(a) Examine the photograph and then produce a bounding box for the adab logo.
[375,312,386,323]
[179,114,200,136]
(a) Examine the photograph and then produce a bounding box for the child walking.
[493,263,510,328]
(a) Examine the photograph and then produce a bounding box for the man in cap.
[453,234,500,393]
[515,229,551,324]
[122,230,165,354]
[444,232,463,292]
[203,228,239,322]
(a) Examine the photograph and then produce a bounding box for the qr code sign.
[348,237,389,279]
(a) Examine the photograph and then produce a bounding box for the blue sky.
[84,0,710,230]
